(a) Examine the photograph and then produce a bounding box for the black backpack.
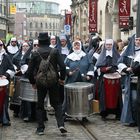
[36,49,57,88]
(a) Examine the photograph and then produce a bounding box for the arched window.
[49,23,51,29]
[46,23,48,28]
[30,22,32,28]
[40,22,43,28]
[53,23,55,29]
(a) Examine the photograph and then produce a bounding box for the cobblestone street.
[1,111,140,140]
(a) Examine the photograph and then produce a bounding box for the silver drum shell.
[19,78,37,102]
[64,82,94,117]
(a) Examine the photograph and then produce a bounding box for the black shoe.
[59,126,67,134]
[35,128,44,135]
[82,117,88,122]
[44,117,48,122]
[101,116,106,121]
[128,123,137,127]
[2,123,11,126]
[115,115,120,120]
[13,113,19,118]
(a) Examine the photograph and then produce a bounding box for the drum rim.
[64,82,94,88]
[103,72,121,79]
[0,79,9,86]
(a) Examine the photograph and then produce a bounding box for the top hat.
[38,32,49,41]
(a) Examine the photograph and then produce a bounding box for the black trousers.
[36,83,64,129]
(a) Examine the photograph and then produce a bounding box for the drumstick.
[15,70,21,74]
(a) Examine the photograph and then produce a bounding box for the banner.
[119,0,130,28]
[89,0,98,33]
[10,4,16,14]
[65,12,72,26]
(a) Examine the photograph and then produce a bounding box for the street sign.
[64,24,70,35]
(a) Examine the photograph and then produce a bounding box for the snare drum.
[0,79,9,115]
[103,72,121,109]
[19,78,37,102]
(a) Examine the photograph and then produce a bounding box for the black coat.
[27,45,66,85]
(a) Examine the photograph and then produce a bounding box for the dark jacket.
[27,45,66,85]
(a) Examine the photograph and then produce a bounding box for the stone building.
[8,0,64,40]
[0,0,8,41]
[71,0,137,41]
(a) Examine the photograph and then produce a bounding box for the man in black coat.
[27,32,67,135]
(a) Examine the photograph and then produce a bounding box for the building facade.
[71,0,137,42]
[8,0,64,40]
[0,0,8,41]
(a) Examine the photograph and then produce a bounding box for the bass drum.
[103,72,121,109]
[0,79,9,115]
[19,78,37,102]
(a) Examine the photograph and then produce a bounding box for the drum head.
[103,72,121,79]
[0,79,9,86]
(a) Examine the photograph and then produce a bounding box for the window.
[40,22,43,28]
[30,32,32,38]
[30,22,32,28]
[53,23,55,29]
[49,23,51,29]
[46,23,48,28]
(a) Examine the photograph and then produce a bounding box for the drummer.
[0,40,15,126]
[63,40,94,121]
[13,42,36,122]
[118,34,140,128]
[95,38,122,120]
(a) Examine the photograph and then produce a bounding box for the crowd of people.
[0,32,140,136]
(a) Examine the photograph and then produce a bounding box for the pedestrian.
[57,34,71,61]
[118,34,140,127]
[49,35,58,49]
[27,32,67,135]
[56,34,72,104]
[0,40,15,126]
[6,37,19,59]
[32,39,39,52]
[95,39,122,120]
[63,40,94,121]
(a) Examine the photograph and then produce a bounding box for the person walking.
[27,32,67,135]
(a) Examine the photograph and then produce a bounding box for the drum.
[64,82,94,117]
[19,78,37,102]
[0,79,9,115]
[103,72,121,109]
